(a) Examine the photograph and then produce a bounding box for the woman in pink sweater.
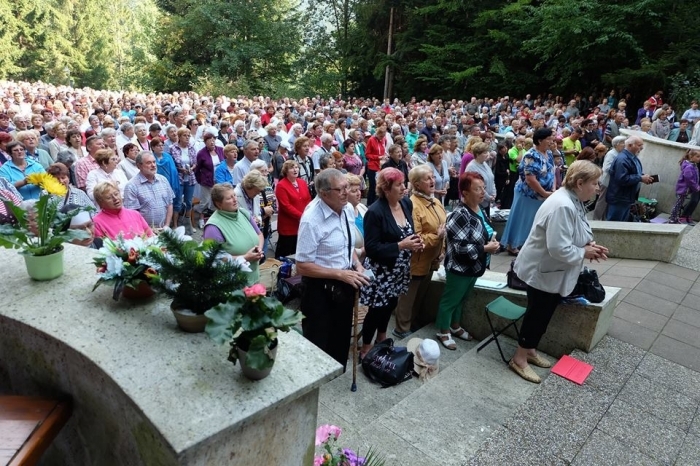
[93,182,153,239]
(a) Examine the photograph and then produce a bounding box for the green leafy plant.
[147,228,249,314]
[205,284,303,370]
[0,194,91,256]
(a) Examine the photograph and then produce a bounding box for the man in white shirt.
[232,140,260,186]
[296,169,370,370]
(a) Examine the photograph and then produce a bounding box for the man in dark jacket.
[605,136,653,221]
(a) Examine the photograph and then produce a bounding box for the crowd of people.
[1,79,696,383]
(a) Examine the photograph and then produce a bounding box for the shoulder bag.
[362,338,414,387]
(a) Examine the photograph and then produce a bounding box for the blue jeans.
[606,202,631,221]
[175,183,195,213]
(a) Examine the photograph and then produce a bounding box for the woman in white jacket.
[511,161,609,383]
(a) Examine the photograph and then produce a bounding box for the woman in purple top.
[669,149,700,224]
[195,133,223,219]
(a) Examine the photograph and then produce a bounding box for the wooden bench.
[0,396,71,466]
[588,220,686,262]
[416,270,620,357]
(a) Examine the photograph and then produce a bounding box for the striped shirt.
[123,173,174,228]
[296,200,355,270]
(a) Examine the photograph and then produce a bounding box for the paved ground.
[319,224,700,465]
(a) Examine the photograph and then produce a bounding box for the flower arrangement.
[0,173,90,256]
[147,228,251,315]
[314,424,385,466]
[204,283,303,370]
[92,233,161,300]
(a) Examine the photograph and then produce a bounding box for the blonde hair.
[562,160,602,190]
[93,181,120,205]
[523,138,534,150]
[471,142,490,157]
[280,159,299,178]
[241,170,267,190]
[346,173,362,187]
[464,136,483,155]
[408,164,433,186]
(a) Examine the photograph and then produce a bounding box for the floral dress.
[360,222,413,307]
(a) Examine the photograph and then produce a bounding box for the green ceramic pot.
[23,248,64,281]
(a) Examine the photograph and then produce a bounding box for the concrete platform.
[589,220,687,262]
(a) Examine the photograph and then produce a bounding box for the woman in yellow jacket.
[392,164,447,339]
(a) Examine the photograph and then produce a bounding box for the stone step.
[318,323,551,466]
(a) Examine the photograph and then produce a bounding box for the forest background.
[2,0,700,108]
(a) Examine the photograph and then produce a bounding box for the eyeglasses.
[328,185,349,193]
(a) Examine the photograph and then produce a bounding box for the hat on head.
[406,338,440,382]
[280,141,291,150]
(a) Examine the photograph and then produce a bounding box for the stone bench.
[589,220,686,262]
[417,270,620,358]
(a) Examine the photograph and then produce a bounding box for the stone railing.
[0,244,341,466]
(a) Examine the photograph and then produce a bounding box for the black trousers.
[301,277,354,371]
[500,171,519,209]
[518,285,561,349]
[275,234,297,259]
[362,297,398,345]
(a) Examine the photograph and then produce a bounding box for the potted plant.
[0,173,91,280]
[148,228,250,332]
[92,234,162,300]
[205,283,303,380]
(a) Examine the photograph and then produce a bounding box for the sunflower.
[26,173,67,196]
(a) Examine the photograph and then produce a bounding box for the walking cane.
[351,290,359,392]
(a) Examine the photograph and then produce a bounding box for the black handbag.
[569,267,606,303]
[507,259,528,291]
[362,338,414,387]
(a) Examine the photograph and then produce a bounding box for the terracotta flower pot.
[121,281,155,300]
[236,338,279,381]
[171,303,208,333]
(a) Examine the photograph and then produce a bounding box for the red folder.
[551,355,593,385]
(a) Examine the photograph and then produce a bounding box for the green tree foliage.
[0,0,160,91]
[342,0,700,103]
[150,0,302,95]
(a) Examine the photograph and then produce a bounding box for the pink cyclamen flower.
[313,456,324,466]
[243,283,267,299]
[315,424,342,446]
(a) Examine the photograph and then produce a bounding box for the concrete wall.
[0,244,341,466]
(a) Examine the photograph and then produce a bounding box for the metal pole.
[383,6,394,100]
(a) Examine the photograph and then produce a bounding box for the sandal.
[527,353,552,368]
[509,359,541,384]
[450,326,473,341]
[436,332,457,350]
[507,247,520,256]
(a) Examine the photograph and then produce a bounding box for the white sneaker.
[198,218,205,229]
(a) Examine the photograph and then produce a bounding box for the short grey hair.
[250,159,267,171]
[135,151,154,165]
[320,133,334,143]
[44,121,57,132]
[243,139,259,150]
[56,150,76,166]
[100,128,116,138]
[134,123,147,132]
[316,168,344,193]
[120,122,134,133]
[611,135,627,147]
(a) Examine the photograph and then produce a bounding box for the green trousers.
[435,271,477,330]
